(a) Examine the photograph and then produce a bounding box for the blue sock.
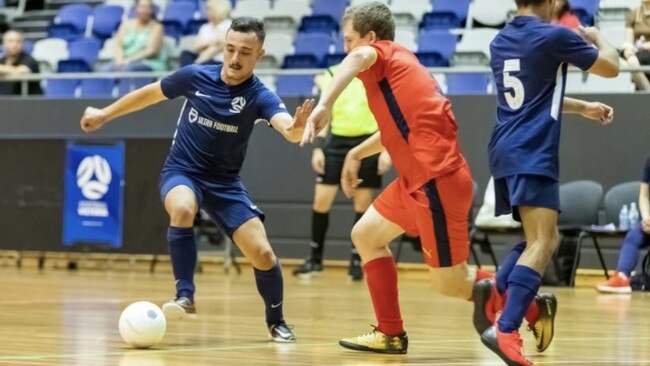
[496,242,526,294]
[167,226,197,301]
[616,226,649,276]
[498,265,541,333]
[254,262,284,325]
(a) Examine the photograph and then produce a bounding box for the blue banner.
[63,142,125,248]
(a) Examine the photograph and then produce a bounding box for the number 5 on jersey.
[503,59,525,110]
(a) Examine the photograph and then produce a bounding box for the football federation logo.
[77,155,112,200]
[229,96,246,113]
[188,107,198,123]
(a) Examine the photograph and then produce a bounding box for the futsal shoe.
[339,326,408,354]
[481,326,533,366]
[268,322,296,343]
[348,257,363,281]
[292,257,323,278]
[596,272,632,294]
[527,293,557,352]
[472,278,501,335]
[162,296,197,320]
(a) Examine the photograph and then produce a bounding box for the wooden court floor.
[1,262,649,366]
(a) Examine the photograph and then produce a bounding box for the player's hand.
[286,98,314,132]
[80,106,108,132]
[341,151,363,198]
[581,102,613,125]
[311,148,325,175]
[578,26,601,45]
[301,104,331,147]
[377,151,392,175]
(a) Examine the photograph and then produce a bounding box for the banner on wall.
[63,142,125,248]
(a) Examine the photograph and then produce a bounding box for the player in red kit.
[300,2,552,355]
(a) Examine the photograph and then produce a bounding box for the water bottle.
[619,204,630,230]
[629,202,640,230]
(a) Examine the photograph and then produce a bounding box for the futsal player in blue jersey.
[473,0,621,364]
[80,17,314,343]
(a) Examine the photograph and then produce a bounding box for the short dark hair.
[342,2,395,42]
[229,17,266,44]
[515,0,548,7]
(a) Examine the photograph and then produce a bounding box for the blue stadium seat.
[422,0,471,30]
[291,32,332,66]
[299,15,339,35]
[282,54,320,68]
[275,75,314,97]
[161,2,197,40]
[48,4,93,41]
[446,73,492,95]
[92,5,124,40]
[311,0,347,23]
[58,59,93,73]
[186,19,207,35]
[569,0,600,26]
[44,79,78,98]
[416,30,457,66]
[22,40,34,55]
[79,78,115,98]
[67,37,102,69]
[323,53,346,67]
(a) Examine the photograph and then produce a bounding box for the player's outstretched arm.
[563,97,613,125]
[579,26,620,78]
[270,98,315,143]
[301,46,377,146]
[80,81,167,133]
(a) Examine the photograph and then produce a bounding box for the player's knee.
[351,221,370,247]
[252,247,276,269]
[168,202,196,226]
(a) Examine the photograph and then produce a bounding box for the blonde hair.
[207,0,232,21]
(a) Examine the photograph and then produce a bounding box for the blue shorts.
[494,174,559,222]
[159,170,264,236]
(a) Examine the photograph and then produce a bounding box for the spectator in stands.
[180,0,232,66]
[551,0,581,30]
[596,157,650,294]
[0,30,42,95]
[104,0,167,72]
[622,0,650,90]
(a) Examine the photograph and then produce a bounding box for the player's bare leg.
[162,185,199,320]
[348,188,374,281]
[481,207,559,365]
[233,217,296,342]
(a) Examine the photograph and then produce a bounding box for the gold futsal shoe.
[339,326,408,354]
[528,293,557,352]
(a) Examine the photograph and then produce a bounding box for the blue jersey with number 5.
[488,16,598,180]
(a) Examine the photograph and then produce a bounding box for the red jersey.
[357,41,466,192]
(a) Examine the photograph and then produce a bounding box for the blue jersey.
[160,64,287,177]
[488,16,598,180]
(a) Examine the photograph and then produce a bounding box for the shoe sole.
[596,285,632,294]
[536,295,557,353]
[480,330,529,366]
[472,280,494,336]
[338,340,407,354]
[293,271,324,279]
[162,303,197,320]
[268,333,297,343]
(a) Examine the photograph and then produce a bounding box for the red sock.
[525,299,539,324]
[363,256,404,336]
[475,269,494,282]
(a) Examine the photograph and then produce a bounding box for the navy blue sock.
[498,265,541,333]
[167,226,197,301]
[496,242,526,294]
[254,262,284,325]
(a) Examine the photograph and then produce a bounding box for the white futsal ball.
[119,301,166,349]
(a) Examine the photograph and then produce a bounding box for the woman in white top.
[180,0,232,66]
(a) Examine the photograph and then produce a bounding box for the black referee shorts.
[317,134,382,189]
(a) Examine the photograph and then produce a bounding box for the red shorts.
[373,164,473,267]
